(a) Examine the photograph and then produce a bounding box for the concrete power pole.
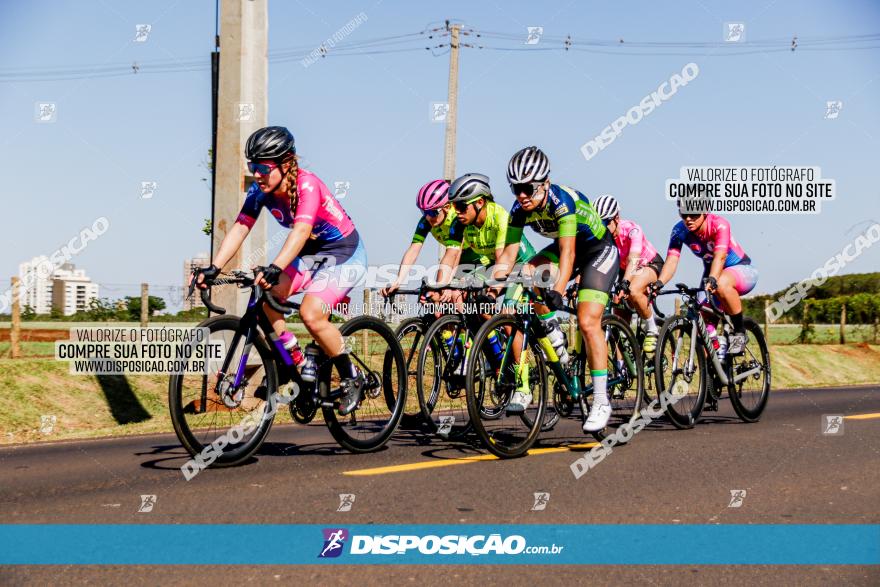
[442,23,461,182]
[212,0,269,313]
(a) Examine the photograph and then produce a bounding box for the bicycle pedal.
[705,400,719,412]
[320,401,335,409]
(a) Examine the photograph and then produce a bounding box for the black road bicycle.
[169,269,406,467]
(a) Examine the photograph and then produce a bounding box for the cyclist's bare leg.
[715,269,743,315]
[577,300,608,378]
[264,271,295,338]
[299,294,345,357]
[628,267,658,320]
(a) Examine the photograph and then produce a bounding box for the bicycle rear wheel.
[321,315,406,453]
[416,314,473,439]
[466,313,547,459]
[169,315,277,468]
[654,314,706,429]
[727,317,771,422]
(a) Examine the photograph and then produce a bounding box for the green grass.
[2,339,878,445]
[765,323,879,345]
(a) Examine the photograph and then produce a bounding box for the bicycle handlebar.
[187,269,299,316]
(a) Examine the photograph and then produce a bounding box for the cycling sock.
[645,314,658,334]
[333,353,357,379]
[730,312,744,334]
[515,361,530,393]
[591,369,608,404]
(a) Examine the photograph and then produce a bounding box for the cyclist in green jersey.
[440,173,536,302]
[381,179,462,298]
[497,146,619,432]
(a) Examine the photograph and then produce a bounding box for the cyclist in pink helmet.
[381,179,465,297]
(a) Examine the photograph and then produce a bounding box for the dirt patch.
[0,328,71,342]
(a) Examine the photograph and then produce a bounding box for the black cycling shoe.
[337,372,365,416]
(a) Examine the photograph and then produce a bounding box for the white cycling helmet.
[593,194,620,221]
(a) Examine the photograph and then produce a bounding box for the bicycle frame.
[675,292,762,388]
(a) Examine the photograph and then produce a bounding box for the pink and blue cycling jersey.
[236,168,359,261]
[667,213,750,268]
[614,219,660,271]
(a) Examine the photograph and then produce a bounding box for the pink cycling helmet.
[416,179,450,211]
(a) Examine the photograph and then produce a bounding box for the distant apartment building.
[183,253,210,311]
[18,256,54,314]
[51,264,100,316]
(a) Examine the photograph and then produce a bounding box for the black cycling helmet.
[245,126,295,160]
[448,173,492,204]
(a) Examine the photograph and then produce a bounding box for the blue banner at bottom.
[1,524,877,565]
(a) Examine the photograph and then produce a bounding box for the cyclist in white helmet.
[593,194,664,353]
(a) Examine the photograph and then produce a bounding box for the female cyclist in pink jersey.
[192,126,367,415]
[593,195,664,352]
[652,201,759,355]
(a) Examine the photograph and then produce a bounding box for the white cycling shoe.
[583,400,612,433]
[506,391,532,415]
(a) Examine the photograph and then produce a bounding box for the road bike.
[653,283,771,429]
[465,278,643,458]
[169,269,406,467]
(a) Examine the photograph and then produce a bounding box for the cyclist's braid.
[285,154,299,218]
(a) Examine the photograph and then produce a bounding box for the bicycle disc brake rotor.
[217,377,244,409]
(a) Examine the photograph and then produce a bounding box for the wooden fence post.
[763,299,770,338]
[839,303,846,344]
[140,283,149,328]
[674,297,681,316]
[10,277,21,359]
[362,288,370,360]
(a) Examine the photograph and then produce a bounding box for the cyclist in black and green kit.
[497,146,619,432]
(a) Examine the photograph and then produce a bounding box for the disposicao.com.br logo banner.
[1,524,877,565]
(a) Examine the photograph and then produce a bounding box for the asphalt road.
[1,385,878,585]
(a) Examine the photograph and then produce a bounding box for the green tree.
[125,296,167,320]
[21,304,37,321]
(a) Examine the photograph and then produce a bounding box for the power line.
[2,27,878,82]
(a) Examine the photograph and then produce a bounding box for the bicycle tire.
[416,314,473,439]
[394,316,430,428]
[654,313,707,429]
[727,317,772,422]
[169,314,278,467]
[321,315,407,453]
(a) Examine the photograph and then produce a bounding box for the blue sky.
[1,0,878,309]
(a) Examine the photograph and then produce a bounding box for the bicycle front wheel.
[321,315,406,453]
[727,317,771,422]
[654,314,706,429]
[466,313,547,459]
[169,315,277,468]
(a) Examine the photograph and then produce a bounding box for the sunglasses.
[247,161,280,175]
[453,201,472,213]
[510,181,543,197]
[680,213,703,220]
[423,208,442,219]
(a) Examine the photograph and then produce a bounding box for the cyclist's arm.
[657,254,679,285]
[707,248,726,283]
[272,222,312,269]
[555,235,576,294]
[621,226,643,282]
[436,245,462,286]
[387,242,423,290]
[212,221,250,270]
[708,217,731,281]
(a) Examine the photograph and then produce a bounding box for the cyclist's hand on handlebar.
[702,275,718,294]
[191,265,220,292]
[614,279,631,303]
[648,279,664,296]
[438,288,455,304]
[380,283,399,298]
[254,264,283,290]
[544,289,564,311]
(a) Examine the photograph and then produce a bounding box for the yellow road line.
[342,442,599,476]
[844,412,880,420]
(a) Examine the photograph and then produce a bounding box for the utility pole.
[438,22,461,264]
[212,0,269,313]
[442,22,461,182]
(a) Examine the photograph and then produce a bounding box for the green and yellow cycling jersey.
[505,184,607,244]
[448,200,536,266]
[411,211,460,248]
